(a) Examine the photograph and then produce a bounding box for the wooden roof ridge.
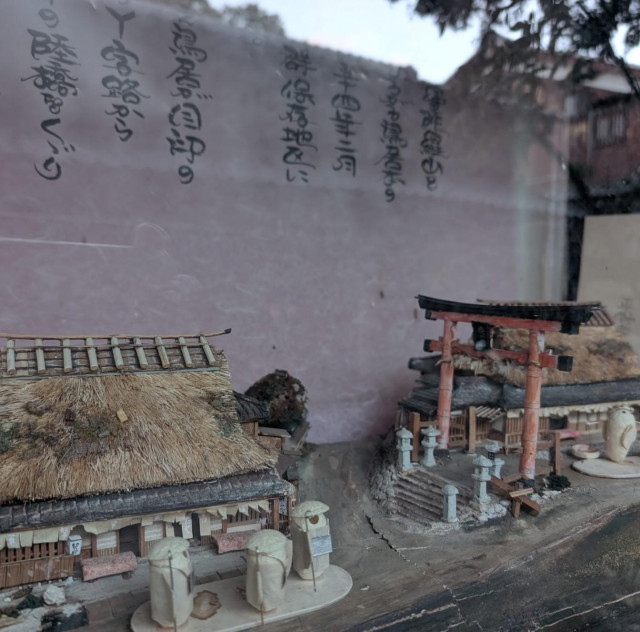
[0,329,231,379]
[417,295,601,334]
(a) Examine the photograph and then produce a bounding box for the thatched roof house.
[0,333,295,588]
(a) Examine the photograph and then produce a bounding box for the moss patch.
[0,425,17,454]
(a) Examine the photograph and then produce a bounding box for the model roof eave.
[0,469,295,533]
[416,295,600,333]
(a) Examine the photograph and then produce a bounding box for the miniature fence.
[404,407,555,458]
[0,542,74,589]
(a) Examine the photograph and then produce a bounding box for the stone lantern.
[421,426,440,467]
[396,428,413,472]
[471,455,492,511]
[442,485,459,523]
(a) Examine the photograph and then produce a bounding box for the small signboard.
[311,534,332,557]
[67,535,83,556]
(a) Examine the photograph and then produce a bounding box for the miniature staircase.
[389,466,474,526]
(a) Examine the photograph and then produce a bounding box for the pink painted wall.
[0,0,567,442]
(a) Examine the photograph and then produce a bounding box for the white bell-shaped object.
[148,537,194,629]
[605,406,638,463]
[290,500,331,581]
[245,529,293,613]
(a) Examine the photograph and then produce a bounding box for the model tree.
[392,0,640,99]
[150,1,285,36]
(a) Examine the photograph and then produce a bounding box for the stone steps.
[390,496,442,524]
[395,478,445,509]
[404,468,474,502]
[391,465,475,527]
[395,484,443,515]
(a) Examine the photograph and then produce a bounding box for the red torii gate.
[417,296,600,482]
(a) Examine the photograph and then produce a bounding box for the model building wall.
[0,0,569,441]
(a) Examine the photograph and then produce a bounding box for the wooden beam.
[468,406,476,454]
[427,340,559,369]
[200,335,216,365]
[86,338,99,372]
[154,336,170,369]
[429,310,563,332]
[6,340,15,375]
[133,337,149,369]
[178,336,193,368]
[551,430,562,476]
[0,329,232,340]
[35,339,46,375]
[436,319,456,450]
[409,413,421,462]
[62,339,72,373]
[111,337,125,370]
[520,330,544,481]
[509,488,534,498]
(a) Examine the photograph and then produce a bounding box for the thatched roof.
[0,369,277,504]
[452,326,640,387]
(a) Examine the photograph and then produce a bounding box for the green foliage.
[221,3,285,37]
[149,1,285,36]
[393,0,640,98]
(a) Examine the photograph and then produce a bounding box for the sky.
[207,0,482,84]
[208,0,640,83]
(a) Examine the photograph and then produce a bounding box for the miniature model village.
[1,295,640,630]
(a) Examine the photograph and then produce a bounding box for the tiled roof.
[584,308,615,327]
[0,331,231,378]
[0,469,293,532]
[417,296,600,334]
[234,391,270,422]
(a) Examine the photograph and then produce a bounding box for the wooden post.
[468,406,477,454]
[111,337,124,370]
[552,430,562,475]
[86,338,99,372]
[409,412,421,462]
[133,338,149,369]
[35,339,46,375]
[178,336,194,367]
[200,335,216,365]
[62,339,73,373]
[519,330,543,481]
[154,336,170,369]
[6,340,15,375]
[436,319,456,451]
[271,499,280,531]
[138,524,146,558]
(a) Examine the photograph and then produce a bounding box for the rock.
[42,585,66,606]
[80,550,137,581]
[191,591,220,620]
[41,605,88,631]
